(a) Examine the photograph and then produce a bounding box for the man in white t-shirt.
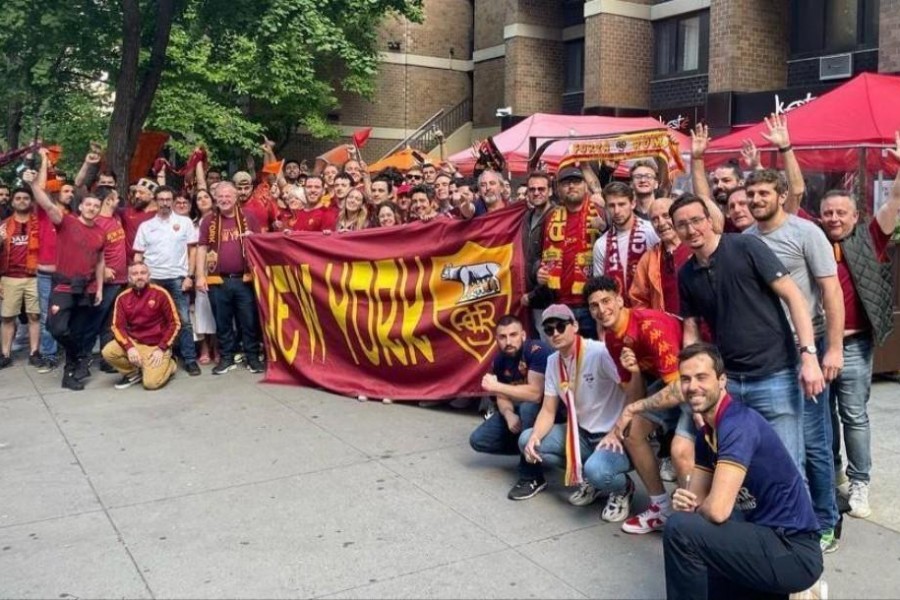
[592,182,659,304]
[520,304,635,522]
[133,185,201,376]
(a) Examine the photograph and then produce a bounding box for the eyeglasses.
[632,174,656,182]
[407,175,423,181]
[541,320,572,337]
[674,216,708,232]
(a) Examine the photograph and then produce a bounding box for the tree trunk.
[106,0,179,198]
[6,99,23,152]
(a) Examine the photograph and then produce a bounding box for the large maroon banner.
[245,204,528,400]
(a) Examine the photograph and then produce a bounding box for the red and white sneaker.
[621,503,669,534]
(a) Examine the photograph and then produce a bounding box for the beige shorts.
[1,276,40,318]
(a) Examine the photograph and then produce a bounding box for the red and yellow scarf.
[206,207,251,283]
[559,336,585,486]
[2,214,40,276]
[542,201,601,295]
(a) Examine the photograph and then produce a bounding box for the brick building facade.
[286,0,898,163]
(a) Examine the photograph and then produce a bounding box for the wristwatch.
[798,344,817,355]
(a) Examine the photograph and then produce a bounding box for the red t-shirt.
[198,212,261,275]
[241,196,278,232]
[37,206,59,266]
[53,213,106,293]
[95,214,128,284]
[4,220,32,278]
[290,205,339,232]
[120,206,157,261]
[836,219,892,331]
[660,244,693,314]
[605,308,683,384]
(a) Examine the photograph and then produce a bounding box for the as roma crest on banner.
[430,241,514,363]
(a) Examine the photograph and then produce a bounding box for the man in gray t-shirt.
[744,168,842,550]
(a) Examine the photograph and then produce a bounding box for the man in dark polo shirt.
[664,343,823,600]
[671,194,823,471]
[471,315,557,501]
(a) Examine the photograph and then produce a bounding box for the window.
[564,39,585,93]
[654,11,709,77]
[790,0,879,57]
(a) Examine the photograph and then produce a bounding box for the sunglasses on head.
[541,320,572,336]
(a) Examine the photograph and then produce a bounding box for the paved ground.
[1,359,899,599]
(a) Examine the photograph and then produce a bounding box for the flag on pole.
[352,127,373,149]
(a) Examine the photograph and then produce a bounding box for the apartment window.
[562,0,585,28]
[790,0,879,57]
[565,39,585,93]
[654,11,709,77]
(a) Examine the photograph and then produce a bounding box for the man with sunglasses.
[520,172,555,339]
[520,305,633,521]
[471,315,557,501]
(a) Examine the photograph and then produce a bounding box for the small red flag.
[352,127,373,149]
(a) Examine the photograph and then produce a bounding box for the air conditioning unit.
[819,53,853,81]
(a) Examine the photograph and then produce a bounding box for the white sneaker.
[659,457,677,482]
[621,503,669,534]
[601,476,635,522]
[790,577,828,599]
[382,398,393,404]
[356,395,368,402]
[568,482,602,506]
[848,480,872,519]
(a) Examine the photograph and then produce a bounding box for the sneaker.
[184,361,202,377]
[659,457,677,483]
[28,352,43,368]
[212,359,237,375]
[233,352,245,364]
[622,503,668,534]
[790,578,828,600]
[0,354,12,369]
[508,477,548,501]
[114,371,142,390]
[449,397,473,409]
[848,480,872,519]
[601,476,635,522]
[568,482,603,506]
[37,356,58,374]
[62,371,85,391]
[72,360,91,382]
[382,398,393,404]
[246,360,264,374]
[835,469,850,499]
[357,395,369,402]
[819,529,839,554]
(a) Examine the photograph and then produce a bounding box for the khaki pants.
[101,341,176,390]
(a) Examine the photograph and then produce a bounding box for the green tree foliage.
[1,0,422,178]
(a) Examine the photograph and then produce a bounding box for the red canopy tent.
[448,113,689,176]
[705,72,900,176]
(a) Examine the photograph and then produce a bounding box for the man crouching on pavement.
[664,342,823,600]
[519,305,635,522]
[102,262,181,390]
[470,314,563,501]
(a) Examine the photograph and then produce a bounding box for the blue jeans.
[518,424,632,494]
[470,402,543,479]
[152,278,197,363]
[830,333,874,483]
[804,339,837,532]
[79,283,123,357]
[726,367,805,473]
[37,272,57,358]
[208,278,260,362]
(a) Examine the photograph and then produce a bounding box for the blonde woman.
[336,188,368,232]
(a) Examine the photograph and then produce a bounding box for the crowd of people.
[0,115,897,598]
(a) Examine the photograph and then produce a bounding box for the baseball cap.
[135,178,158,193]
[232,171,253,185]
[557,166,584,182]
[396,183,411,196]
[541,304,576,324]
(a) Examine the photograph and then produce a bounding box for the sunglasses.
[407,175,423,181]
[541,320,572,337]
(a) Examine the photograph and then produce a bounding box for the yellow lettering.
[347,262,380,366]
[373,259,408,366]
[400,258,434,364]
[326,262,360,365]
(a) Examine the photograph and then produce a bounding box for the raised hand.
[761,113,791,149]
[740,138,760,170]
[691,123,710,159]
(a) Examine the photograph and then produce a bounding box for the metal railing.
[383,98,473,157]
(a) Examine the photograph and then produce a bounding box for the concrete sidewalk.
[1,361,898,599]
